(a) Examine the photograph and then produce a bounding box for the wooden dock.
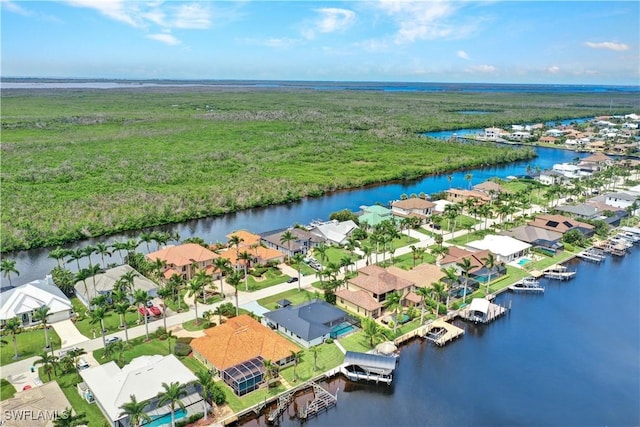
[423,318,465,346]
[298,382,338,421]
[459,300,508,324]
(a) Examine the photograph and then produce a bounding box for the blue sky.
[2,1,638,84]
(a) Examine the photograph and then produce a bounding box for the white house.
[545,129,564,137]
[604,192,638,213]
[0,276,73,326]
[465,235,532,263]
[310,220,359,245]
[74,265,158,308]
[80,355,203,427]
[538,169,570,186]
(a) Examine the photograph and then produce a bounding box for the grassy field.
[257,288,317,310]
[0,327,62,366]
[1,378,16,400]
[11,89,635,252]
[245,268,289,292]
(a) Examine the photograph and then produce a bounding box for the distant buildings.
[0,276,72,326]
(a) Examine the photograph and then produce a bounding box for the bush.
[173,342,191,357]
[176,412,204,427]
[176,337,193,345]
[325,338,333,344]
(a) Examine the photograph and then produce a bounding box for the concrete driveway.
[51,319,89,348]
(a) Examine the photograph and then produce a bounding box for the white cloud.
[545,66,560,74]
[466,64,496,73]
[65,0,143,27]
[240,38,300,49]
[303,7,356,39]
[2,0,33,16]
[457,50,470,60]
[376,1,461,44]
[172,3,211,29]
[146,33,180,46]
[585,41,629,51]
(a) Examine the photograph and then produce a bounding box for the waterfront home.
[551,163,589,179]
[578,152,614,171]
[390,198,435,224]
[484,127,507,140]
[190,315,299,395]
[73,265,157,308]
[538,169,570,186]
[438,246,505,284]
[80,354,202,427]
[261,228,323,258]
[219,231,285,268]
[501,226,563,256]
[309,220,359,245]
[336,265,414,319]
[0,276,73,326]
[445,189,490,204]
[602,192,639,213]
[0,381,73,427]
[473,181,507,198]
[545,129,565,137]
[262,299,357,348]
[358,205,394,228]
[146,243,219,281]
[528,214,595,237]
[465,235,532,263]
[539,136,557,144]
[386,264,445,307]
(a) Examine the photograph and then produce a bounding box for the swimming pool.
[144,408,187,427]
[330,322,357,338]
[517,258,532,266]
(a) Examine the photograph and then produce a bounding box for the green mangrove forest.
[1,87,635,252]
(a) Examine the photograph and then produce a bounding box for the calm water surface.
[248,251,640,427]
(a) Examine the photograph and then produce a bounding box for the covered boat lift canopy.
[344,351,396,375]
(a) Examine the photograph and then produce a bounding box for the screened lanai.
[221,356,265,396]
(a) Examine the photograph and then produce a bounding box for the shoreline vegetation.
[2,87,635,252]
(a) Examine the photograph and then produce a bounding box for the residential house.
[146,243,219,281]
[528,214,595,237]
[538,169,569,186]
[473,181,507,198]
[220,230,285,268]
[484,127,507,140]
[603,192,639,213]
[74,265,158,308]
[386,264,445,307]
[261,228,323,258]
[190,315,299,396]
[262,299,356,348]
[336,265,414,318]
[545,129,565,137]
[310,220,359,245]
[438,246,505,285]
[539,136,557,144]
[445,189,490,204]
[0,382,73,427]
[358,205,394,228]
[465,235,532,263]
[578,152,614,172]
[390,198,435,223]
[0,276,73,326]
[501,225,563,255]
[80,355,202,427]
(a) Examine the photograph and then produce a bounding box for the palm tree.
[361,317,385,348]
[133,289,150,340]
[83,245,96,268]
[238,251,252,291]
[262,359,278,388]
[309,346,320,372]
[291,253,305,291]
[119,270,139,294]
[361,244,373,266]
[67,347,87,378]
[114,302,131,342]
[314,242,328,265]
[34,352,58,381]
[111,240,128,263]
[4,317,22,359]
[1,259,19,286]
[66,248,85,272]
[213,257,231,298]
[33,306,52,352]
[383,291,403,335]
[415,286,431,325]
[88,306,108,347]
[53,407,88,427]
[456,257,473,304]
[226,272,243,316]
[186,277,205,324]
[290,349,303,382]
[48,247,69,269]
[167,273,185,312]
[118,395,151,427]
[157,285,171,331]
[151,231,171,251]
[195,370,216,420]
[105,340,127,366]
[149,258,167,282]
[228,234,244,257]
[279,230,296,262]
[157,381,188,427]
[481,253,497,294]
[139,231,154,253]
[94,242,112,269]
[465,173,473,189]
[193,268,211,305]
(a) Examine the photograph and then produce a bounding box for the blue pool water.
[144,408,187,427]
[517,258,532,266]
[331,322,357,338]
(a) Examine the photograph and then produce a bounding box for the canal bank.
[239,247,639,427]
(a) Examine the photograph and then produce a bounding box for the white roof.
[312,220,358,244]
[469,298,490,315]
[466,235,532,257]
[74,265,157,303]
[0,280,72,321]
[80,354,197,423]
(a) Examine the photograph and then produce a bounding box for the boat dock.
[544,264,576,280]
[509,277,545,293]
[298,382,338,421]
[576,248,606,263]
[459,298,509,324]
[423,318,465,346]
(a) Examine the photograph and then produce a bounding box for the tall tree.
[157,382,188,427]
[53,407,88,427]
[279,230,296,262]
[309,346,320,372]
[139,231,154,253]
[88,306,108,347]
[133,289,151,340]
[34,352,58,381]
[94,242,112,269]
[48,247,69,269]
[291,253,305,291]
[66,248,84,272]
[213,257,231,298]
[415,286,431,325]
[33,306,52,353]
[383,291,403,335]
[456,257,473,304]
[195,369,216,420]
[111,240,128,264]
[228,234,244,257]
[226,272,243,316]
[186,277,205,325]
[481,253,498,294]
[1,259,20,286]
[237,251,252,291]
[465,173,473,189]
[361,317,385,348]
[290,349,304,382]
[118,395,152,427]
[4,317,22,359]
[114,302,131,343]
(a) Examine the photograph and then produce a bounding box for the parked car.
[138,307,150,317]
[76,358,90,370]
[149,306,161,316]
[146,300,154,308]
[105,336,120,345]
[287,277,299,283]
[59,346,82,358]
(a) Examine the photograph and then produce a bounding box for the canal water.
[11,146,584,284]
[250,250,640,427]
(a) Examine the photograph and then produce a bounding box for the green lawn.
[71,297,143,339]
[1,378,16,400]
[448,229,492,246]
[361,235,420,254]
[386,252,436,270]
[245,269,289,292]
[182,318,211,331]
[222,382,287,413]
[257,289,317,310]
[528,250,577,271]
[179,355,207,373]
[441,215,480,233]
[93,336,174,365]
[278,342,345,384]
[313,246,359,266]
[339,331,374,353]
[298,263,317,276]
[0,327,61,366]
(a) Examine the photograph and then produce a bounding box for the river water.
[246,250,640,427]
[10,146,583,284]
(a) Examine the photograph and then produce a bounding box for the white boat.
[510,277,545,293]
[544,265,576,281]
